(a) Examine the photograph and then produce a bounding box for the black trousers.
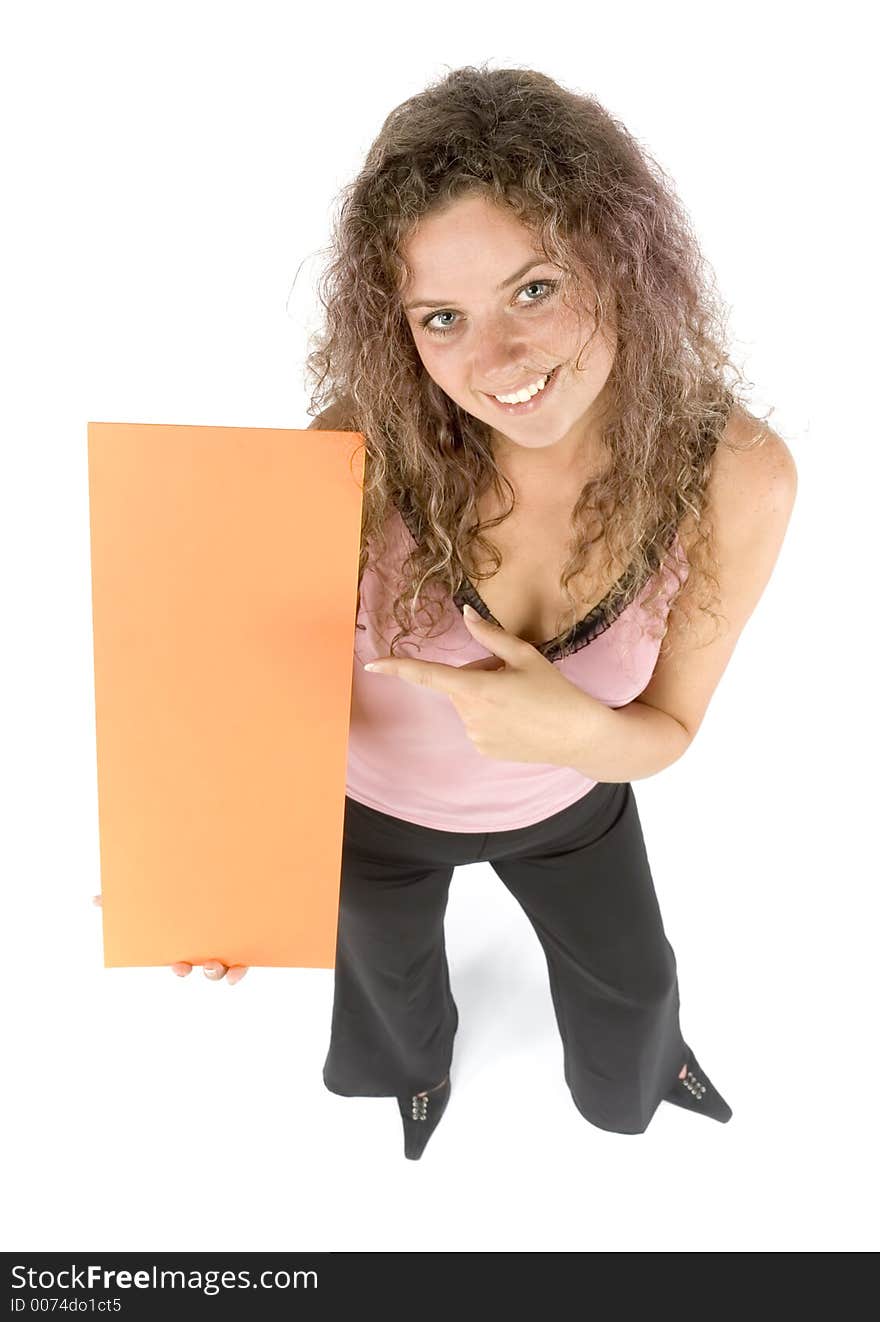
[323,780,696,1135]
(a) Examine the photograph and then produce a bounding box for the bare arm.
[563,411,798,782]
[563,696,692,782]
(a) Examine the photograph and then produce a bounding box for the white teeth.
[493,370,552,404]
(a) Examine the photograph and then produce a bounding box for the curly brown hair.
[302,62,775,660]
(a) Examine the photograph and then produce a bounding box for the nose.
[474,337,540,393]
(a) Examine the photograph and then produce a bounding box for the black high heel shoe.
[397,1074,451,1160]
[663,1045,733,1123]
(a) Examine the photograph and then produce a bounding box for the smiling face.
[398,192,617,479]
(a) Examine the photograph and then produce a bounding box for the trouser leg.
[485,781,687,1134]
[322,796,463,1098]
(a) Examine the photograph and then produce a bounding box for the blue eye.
[420,279,559,337]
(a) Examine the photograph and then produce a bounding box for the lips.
[481,362,562,415]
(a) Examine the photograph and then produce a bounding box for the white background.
[3,0,877,1254]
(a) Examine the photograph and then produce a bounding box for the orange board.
[87,422,365,970]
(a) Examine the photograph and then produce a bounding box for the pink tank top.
[345,500,689,832]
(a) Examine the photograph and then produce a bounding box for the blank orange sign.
[88,422,365,970]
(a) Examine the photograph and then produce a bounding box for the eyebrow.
[403,258,551,311]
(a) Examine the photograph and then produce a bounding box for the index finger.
[368,657,489,694]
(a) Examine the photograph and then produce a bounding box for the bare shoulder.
[631,407,797,744]
[679,402,798,646]
[707,404,798,532]
[674,405,796,568]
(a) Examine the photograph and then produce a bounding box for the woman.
[143,64,797,1158]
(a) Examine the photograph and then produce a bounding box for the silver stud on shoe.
[665,1048,733,1123]
[398,1078,452,1159]
[684,1071,707,1098]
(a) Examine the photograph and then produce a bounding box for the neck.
[490,426,610,502]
